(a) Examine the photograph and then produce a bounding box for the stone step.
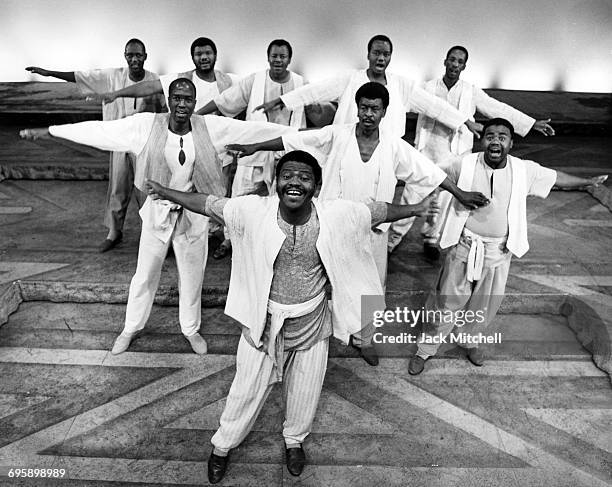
[1,302,590,361]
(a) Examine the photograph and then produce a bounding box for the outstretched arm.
[195,99,220,116]
[145,180,211,214]
[531,119,555,136]
[553,172,607,190]
[86,79,163,104]
[253,97,285,115]
[383,194,439,223]
[225,137,285,158]
[25,67,76,83]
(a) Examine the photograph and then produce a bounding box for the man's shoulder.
[143,69,160,79]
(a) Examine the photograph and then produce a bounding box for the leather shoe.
[98,232,123,253]
[111,331,139,355]
[286,445,306,476]
[349,336,379,366]
[208,452,229,484]
[466,348,485,366]
[408,355,427,375]
[423,242,440,261]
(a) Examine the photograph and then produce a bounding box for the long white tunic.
[415,78,536,163]
[75,67,162,121]
[214,69,306,168]
[282,124,446,211]
[280,69,467,139]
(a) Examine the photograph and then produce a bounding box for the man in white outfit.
[407,118,607,374]
[26,38,165,252]
[20,78,292,355]
[388,45,556,259]
[144,149,441,483]
[196,39,309,258]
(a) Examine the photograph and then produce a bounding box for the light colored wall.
[3,0,611,92]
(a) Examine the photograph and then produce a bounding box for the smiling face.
[357,97,386,130]
[268,44,291,79]
[124,42,147,77]
[276,160,317,211]
[367,40,392,75]
[192,45,216,74]
[168,83,196,125]
[482,124,513,167]
[444,48,467,83]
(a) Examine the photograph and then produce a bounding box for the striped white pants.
[211,334,329,451]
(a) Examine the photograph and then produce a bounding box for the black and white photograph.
[1,0,611,485]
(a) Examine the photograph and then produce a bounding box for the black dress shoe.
[349,336,379,366]
[208,452,229,484]
[98,232,123,253]
[286,445,306,476]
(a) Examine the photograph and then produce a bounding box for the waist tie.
[140,198,193,243]
[266,291,326,383]
[462,228,507,283]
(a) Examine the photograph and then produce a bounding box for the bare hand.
[532,118,555,136]
[575,174,609,190]
[19,128,50,140]
[85,92,116,104]
[253,98,284,114]
[144,179,166,200]
[458,190,489,210]
[413,194,441,217]
[465,120,483,139]
[225,143,257,158]
[25,66,50,77]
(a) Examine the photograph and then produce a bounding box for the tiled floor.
[0,131,611,485]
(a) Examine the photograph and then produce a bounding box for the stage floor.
[0,132,611,486]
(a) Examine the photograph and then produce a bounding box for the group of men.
[21,34,606,483]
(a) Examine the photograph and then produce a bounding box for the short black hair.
[355,82,389,109]
[191,37,217,57]
[267,39,293,59]
[276,150,322,184]
[169,77,196,97]
[125,38,146,53]
[367,34,393,54]
[445,45,469,63]
[482,117,515,138]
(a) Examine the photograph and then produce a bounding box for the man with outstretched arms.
[26,38,165,252]
[143,149,440,483]
[407,118,606,375]
[20,78,292,356]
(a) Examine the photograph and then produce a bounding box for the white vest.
[439,153,531,257]
[242,70,305,167]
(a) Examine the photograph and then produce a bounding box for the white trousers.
[211,335,329,451]
[104,151,144,232]
[123,220,209,337]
